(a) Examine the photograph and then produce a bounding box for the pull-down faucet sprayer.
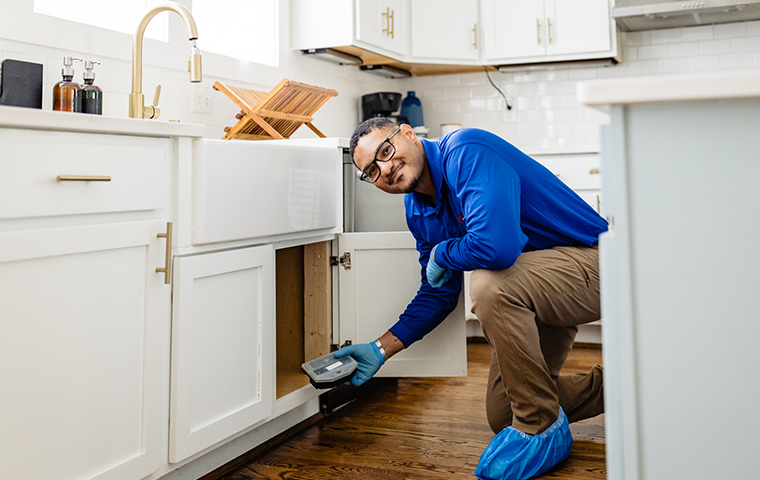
[129,1,202,119]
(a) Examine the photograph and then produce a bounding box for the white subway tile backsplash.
[682,25,714,42]
[689,54,721,71]
[623,46,639,61]
[699,39,733,55]
[527,81,554,95]
[638,44,669,59]
[446,87,473,101]
[732,36,760,52]
[541,70,568,82]
[668,42,700,57]
[625,59,658,75]
[658,57,690,73]
[434,75,461,87]
[462,98,486,113]
[568,68,598,80]
[555,108,583,123]
[720,52,755,68]
[652,28,683,44]
[748,21,760,36]
[715,22,747,38]
[625,30,652,46]
[0,38,26,54]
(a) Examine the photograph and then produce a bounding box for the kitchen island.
[578,71,760,480]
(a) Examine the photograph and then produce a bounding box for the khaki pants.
[470,245,604,435]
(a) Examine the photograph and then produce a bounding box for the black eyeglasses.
[359,127,401,184]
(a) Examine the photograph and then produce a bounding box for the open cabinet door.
[338,232,467,377]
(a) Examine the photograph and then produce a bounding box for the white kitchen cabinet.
[0,220,168,480]
[579,73,760,480]
[169,245,275,463]
[411,0,480,62]
[482,0,615,64]
[338,232,467,377]
[292,0,409,60]
[532,153,602,214]
[356,0,410,57]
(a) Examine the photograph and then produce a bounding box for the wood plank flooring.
[218,341,605,479]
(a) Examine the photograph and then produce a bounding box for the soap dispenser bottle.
[53,56,82,112]
[82,60,102,115]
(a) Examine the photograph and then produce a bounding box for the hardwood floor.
[218,341,605,479]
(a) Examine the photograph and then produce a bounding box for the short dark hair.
[349,117,398,164]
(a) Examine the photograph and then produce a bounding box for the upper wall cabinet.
[292,0,410,60]
[482,0,614,65]
[356,0,410,57]
[411,0,480,63]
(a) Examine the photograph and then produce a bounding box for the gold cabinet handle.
[548,17,553,44]
[156,221,172,285]
[382,7,390,37]
[57,175,112,182]
[473,23,478,49]
[537,19,541,45]
[390,9,395,39]
[590,168,600,174]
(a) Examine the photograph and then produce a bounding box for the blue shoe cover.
[474,407,573,480]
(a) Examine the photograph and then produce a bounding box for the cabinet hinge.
[330,252,351,270]
[330,340,352,352]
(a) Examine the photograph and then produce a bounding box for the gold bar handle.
[390,9,395,39]
[473,23,478,49]
[590,168,600,174]
[156,221,173,285]
[548,18,553,44]
[537,19,541,45]
[57,175,112,182]
[382,7,390,37]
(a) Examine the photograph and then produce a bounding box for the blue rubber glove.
[475,407,573,480]
[333,342,385,387]
[426,246,451,288]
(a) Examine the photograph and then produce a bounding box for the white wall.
[0,0,395,139]
[400,21,760,151]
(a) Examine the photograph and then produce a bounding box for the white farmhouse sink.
[192,139,341,245]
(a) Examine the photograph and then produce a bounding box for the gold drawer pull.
[57,175,112,182]
[156,222,173,285]
[590,168,600,174]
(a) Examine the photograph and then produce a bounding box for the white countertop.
[0,105,205,137]
[577,69,760,108]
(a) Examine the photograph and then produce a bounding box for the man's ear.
[400,123,417,142]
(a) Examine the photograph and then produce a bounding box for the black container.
[0,59,43,109]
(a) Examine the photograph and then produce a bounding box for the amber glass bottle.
[53,56,82,112]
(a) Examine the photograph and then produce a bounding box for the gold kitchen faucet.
[129,1,202,119]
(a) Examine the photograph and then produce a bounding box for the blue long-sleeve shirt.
[388,129,608,347]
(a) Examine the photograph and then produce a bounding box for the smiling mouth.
[390,163,404,185]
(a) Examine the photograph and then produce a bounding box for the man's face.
[352,124,425,195]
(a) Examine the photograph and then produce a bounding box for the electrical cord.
[485,67,512,110]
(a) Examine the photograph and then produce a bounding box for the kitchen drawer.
[532,154,601,191]
[0,129,168,220]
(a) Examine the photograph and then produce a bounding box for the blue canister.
[400,91,424,127]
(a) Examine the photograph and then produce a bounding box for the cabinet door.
[545,0,611,56]
[355,0,409,57]
[482,0,546,61]
[411,0,479,61]
[169,245,275,463]
[0,220,167,480]
[338,232,467,377]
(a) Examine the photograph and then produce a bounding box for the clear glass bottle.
[81,60,102,115]
[52,56,82,112]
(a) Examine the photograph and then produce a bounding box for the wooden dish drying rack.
[213,79,338,141]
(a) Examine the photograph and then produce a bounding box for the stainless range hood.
[612,0,760,31]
